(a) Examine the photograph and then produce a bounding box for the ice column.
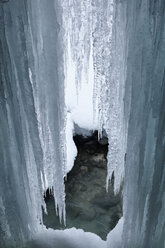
[122,1,165,247]
[61,0,93,89]
[94,0,165,246]
[92,0,127,194]
[0,0,66,246]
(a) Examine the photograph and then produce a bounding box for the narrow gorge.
[0,0,165,248]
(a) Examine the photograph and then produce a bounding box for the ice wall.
[100,0,165,246]
[86,0,165,246]
[121,1,165,247]
[0,0,66,246]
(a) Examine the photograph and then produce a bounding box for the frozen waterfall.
[0,0,165,248]
[0,1,66,246]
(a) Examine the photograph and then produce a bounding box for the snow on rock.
[28,228,106,248]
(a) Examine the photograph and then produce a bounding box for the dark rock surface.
[43,131,122,240]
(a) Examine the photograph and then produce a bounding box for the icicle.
[0,1,67,246]
[91,0,127,194]
[61,0,92,89]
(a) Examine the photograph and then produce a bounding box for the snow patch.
[106,217,123,248]
[29,227,106,248]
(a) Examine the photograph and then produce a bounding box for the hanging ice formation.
[0,1,66,246]
[0,0,165,248]
[107,0,165,247]
[119,1,165,247]
[94,0,165,247]
[61,0,125,194]
[61,0,126,194]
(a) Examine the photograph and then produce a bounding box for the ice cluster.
[0,0,165,247]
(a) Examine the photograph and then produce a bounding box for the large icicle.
[121,1,165,247]
[60,0,126,194]
[0,0,66,246]
[86,0,165,246]
[61,0,93,89]
[92,0,127,194]
[61,0,98,175]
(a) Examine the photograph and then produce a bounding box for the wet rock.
[92,193,121,210]
[90,153,106,166]
[0,0,9,3]
[109,213,121,230]
[98,136,108,146]
[84,140,98,154]
[80,166,88,173]
[79,184,87,192]
[79,207,96,221]
[67,203,81,218]
[43,131,122,240]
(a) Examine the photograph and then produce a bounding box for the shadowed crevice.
[43,131,122,240]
